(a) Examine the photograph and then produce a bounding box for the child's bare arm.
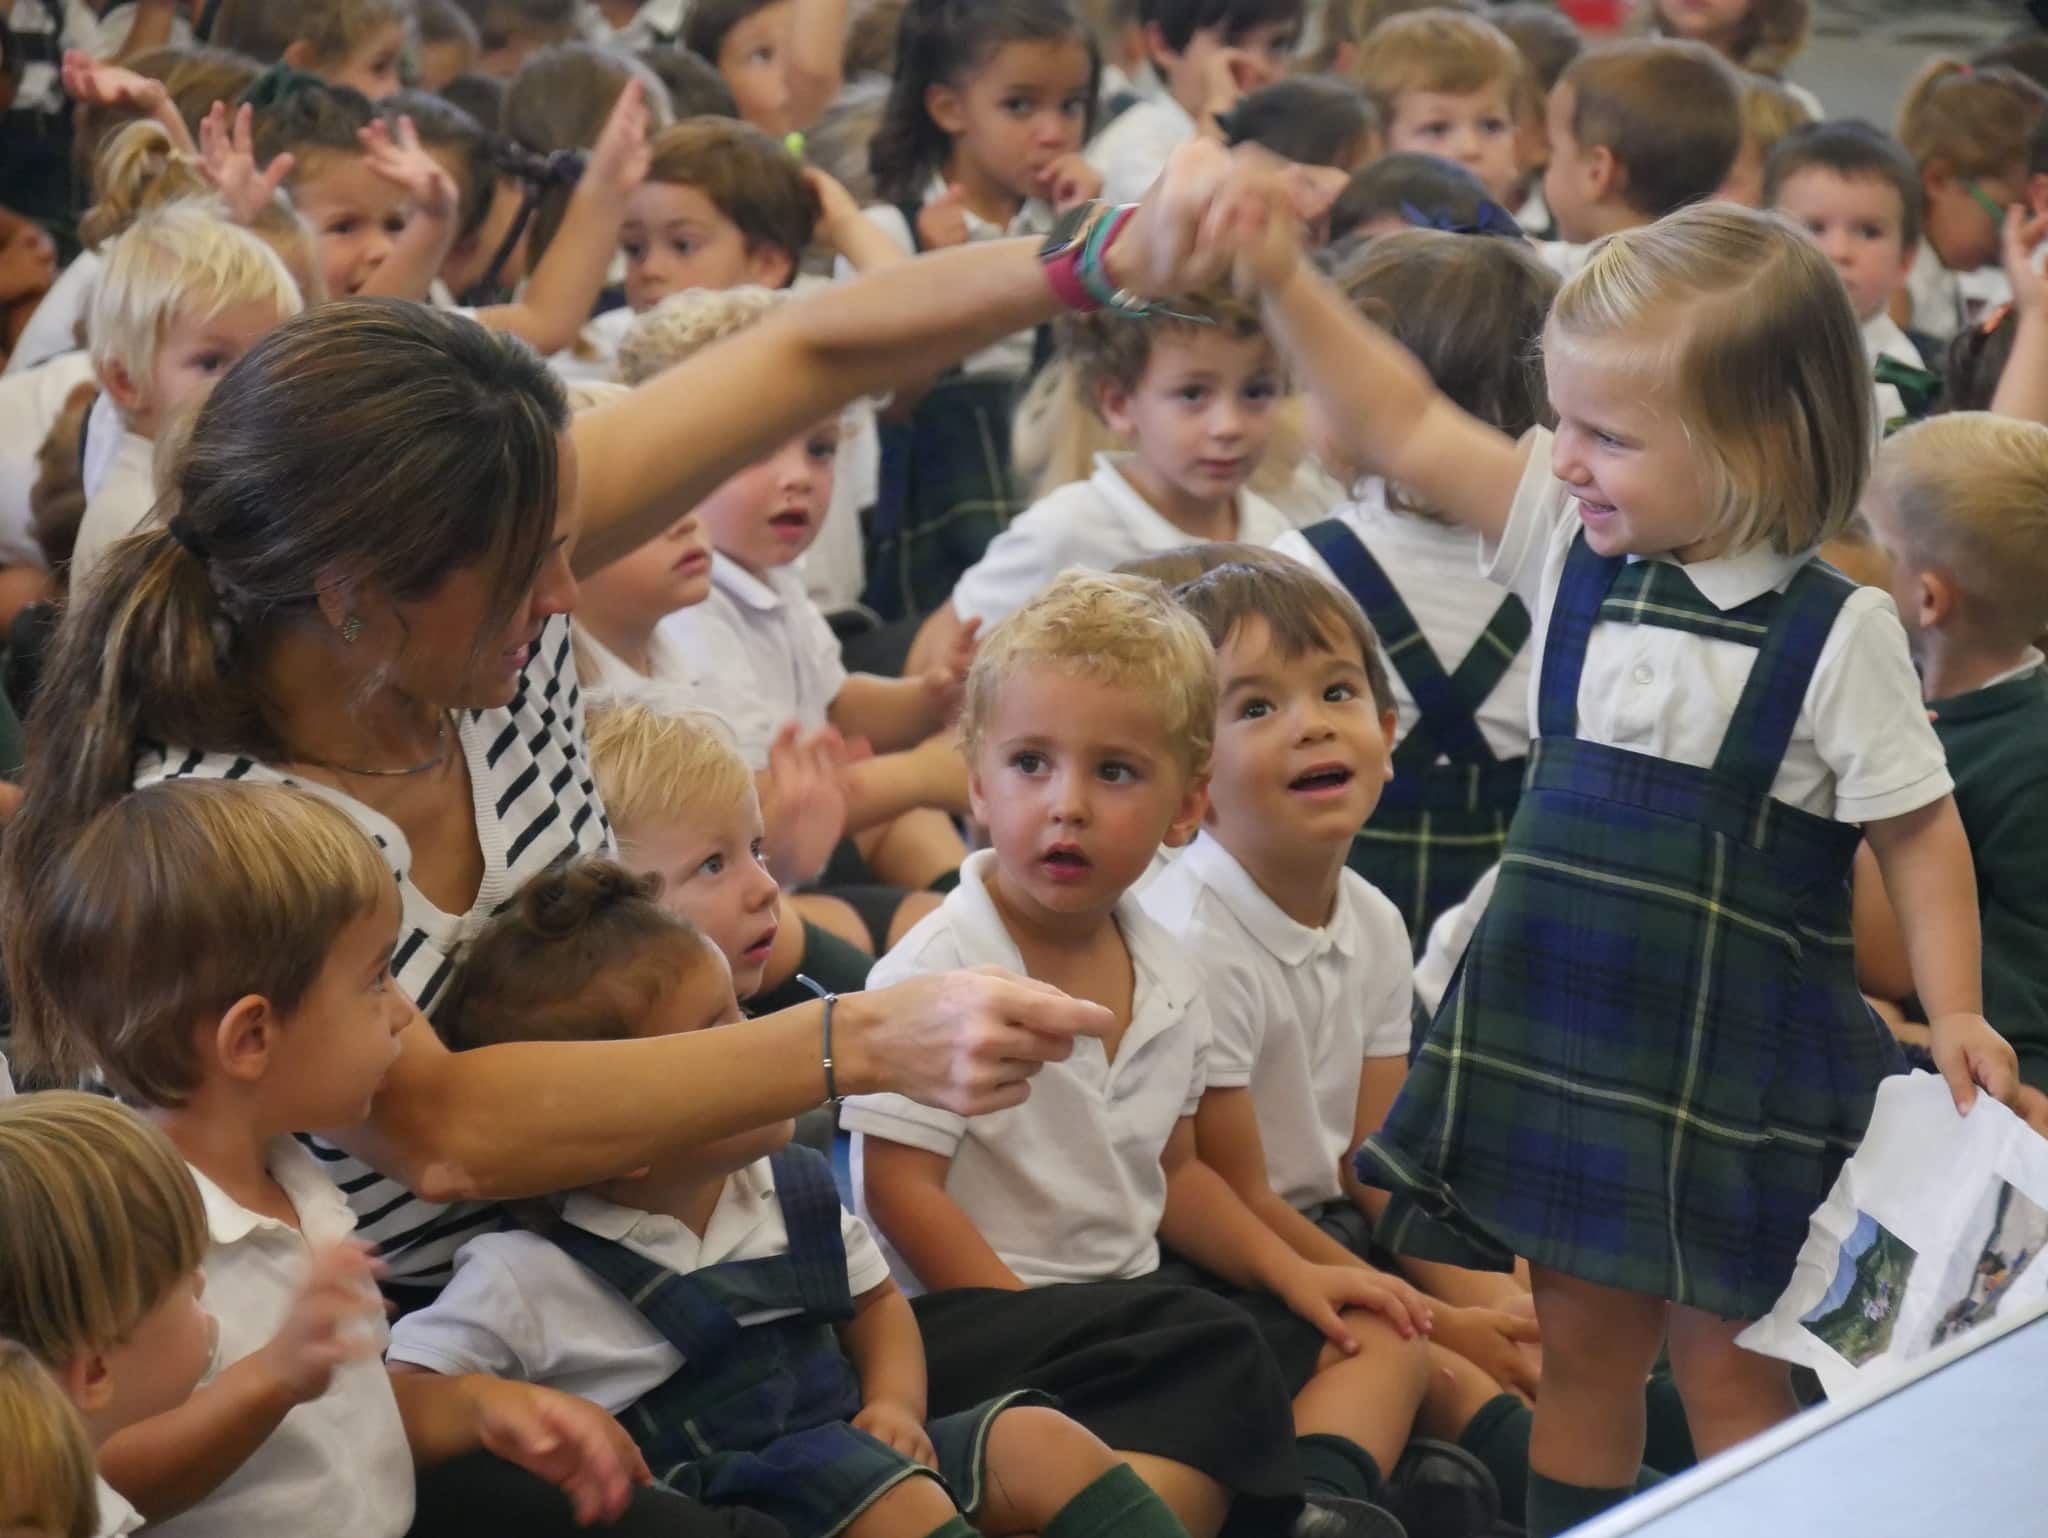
[475,80,649,354]
[1245,204,1529,544]
[387,1372,650,1525]
[859,1136,1028,1291]
[1851,840,1916,1002]
[1194,1086,1367,1270]
[836,1279,936,1465]
[1865,795,2018,1110]
[1991,207,2048,426]
[1160,1116,1432,1352]
[785,0,849,133]
[354,116,458,302]
[840,737,972,828]
[829,676,947,753]
[807,167,908,275]
[98,1243,385,1519]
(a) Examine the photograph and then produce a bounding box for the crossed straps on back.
[1301,520,1530,773]
[1538,537,1856,801]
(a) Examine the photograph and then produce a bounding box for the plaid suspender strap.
[1710,562,1855,798]
[1301,519,1526,770]
[766,1146,858,1323]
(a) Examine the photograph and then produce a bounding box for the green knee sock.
[1459,1395,1664,1527]
[1525,1473,1634,1537]
[1042,1463,1192,1538]
[915,1517,977,1538]
[1296,1433,1385,1504]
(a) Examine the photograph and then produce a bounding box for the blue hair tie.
[1398,198,1525,240]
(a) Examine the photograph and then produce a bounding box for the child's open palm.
[358,114,459,224]
[198,101,295,226]
[852,1400,936,1468]
[762,721,852,886]
[585,77,652,202]
[256,1239,387,1404]
[62,50,193,151]
[920,615,980,722]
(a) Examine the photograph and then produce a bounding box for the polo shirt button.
[1632,664,1654,685]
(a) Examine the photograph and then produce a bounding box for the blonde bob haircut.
[962,570,1218,777]
[587,701,756,842]
[0,1340,98,1538]
[1348,8,1524,118]
[0,1093,207,1369]
[87,201,304,415]
[7,780,392,1106]
[1546,202,1869,557]
[1871,413,2048,649]
[614,284,789,386]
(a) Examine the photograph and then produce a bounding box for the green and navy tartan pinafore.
[1301,519,1531,953]
[1357,536,1905,1321]
[548,1147,1041,1538]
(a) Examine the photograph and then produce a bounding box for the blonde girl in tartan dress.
[1239,199,2023,1538]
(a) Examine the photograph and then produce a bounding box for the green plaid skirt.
[1360,540,1904,1320]
[1348,761,1525,956]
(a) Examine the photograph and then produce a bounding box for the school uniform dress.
[1142,831,1412,1260]
[854,184,1057,621]
[842,850,1304,1522]
[1928,654,2048,1095]
[392,1147,1032,1538]
[154,1139,416,1538]
[1359,434,1942,1321]
[952,452,1292,631]
[1276,479,1534,949]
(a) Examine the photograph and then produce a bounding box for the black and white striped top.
[134,616,612,1304]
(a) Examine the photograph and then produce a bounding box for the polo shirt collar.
[1089,452,1275,550]
[710,552,789,613]
[1631,541,1805,613]
[1178,832,1358,967]
[189,1136,358,1247]
[922,174,1050,239]
[564,1159,775,1257]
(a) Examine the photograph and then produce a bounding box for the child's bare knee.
[844,1472,957,1538]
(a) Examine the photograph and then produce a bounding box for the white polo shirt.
[69,422,156,592]
[1274,476,1534,764]
[657,553,849,748]
[153,1140,412,1538]
[952,452,1291,630]
[94,1476,144,1538]
[1087,94,1198,206]
[573,622,782,771]
[1143,832,1412,1212]
[388,1159,890,1416]
[1905,240,2009,345]
[1491,429,1951,824]
[843,848,1211,1292]
[0,348,94,565]
[1415,863,1497,1020]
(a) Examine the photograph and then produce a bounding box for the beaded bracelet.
[795,973,841,1106]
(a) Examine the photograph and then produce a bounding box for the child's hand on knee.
[1929,1011,2021,1113]
[1277,1261,1434,1353]
[469,1378,653,1525]
[853,1399,937,1467]
[1429,1304,1542,1400]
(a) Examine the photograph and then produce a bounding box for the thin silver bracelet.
[795,973,841,1106]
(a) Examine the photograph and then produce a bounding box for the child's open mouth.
[1040,846,1093,882]
[769,510,811,538]
[1289,764,1355,797]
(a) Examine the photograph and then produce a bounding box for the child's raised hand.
[761,721,852,886]
[1106,138,1277,301]
[585,77,652,202]
[1035,153,1102,214]
[470,1378,653,1526]
[358,114,459,225]
[851,1400,937,1468]
[62,50,191,151]
[916,182,972,251]
[198,101,295,226]
[1276,1261,1435,1354]
[1198,45,1263,120]
[804,165,864,239]
[1929,1011,2021,1114]
[920,615,980,722]
[256,1239,387,1405]
[2002,205,2048,317]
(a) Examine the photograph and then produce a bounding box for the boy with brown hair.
[1346,7,1524,206]
[1540,37,1742,265]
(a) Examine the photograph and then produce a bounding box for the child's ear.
[1919,568,1959,632]
[1377,709,1398,783]
[1097,377,1137,437]
[98,356,145,417]
[1923,158,1955,198]
[967,760,991,829]
[281,38,320,73]
[58,1349,113,1416]
[746,242,796,290]
[1141,21,1179,70]
[1330,40,1359,77]
[213,994,281,1084]
[924,81,969,138]
[1584,143,1622,205]
[1166,768,1210,848]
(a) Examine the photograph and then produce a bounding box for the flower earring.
[339,615,364,644]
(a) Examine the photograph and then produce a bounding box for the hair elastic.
[165,514,211,564]
[795,974,842,1106]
